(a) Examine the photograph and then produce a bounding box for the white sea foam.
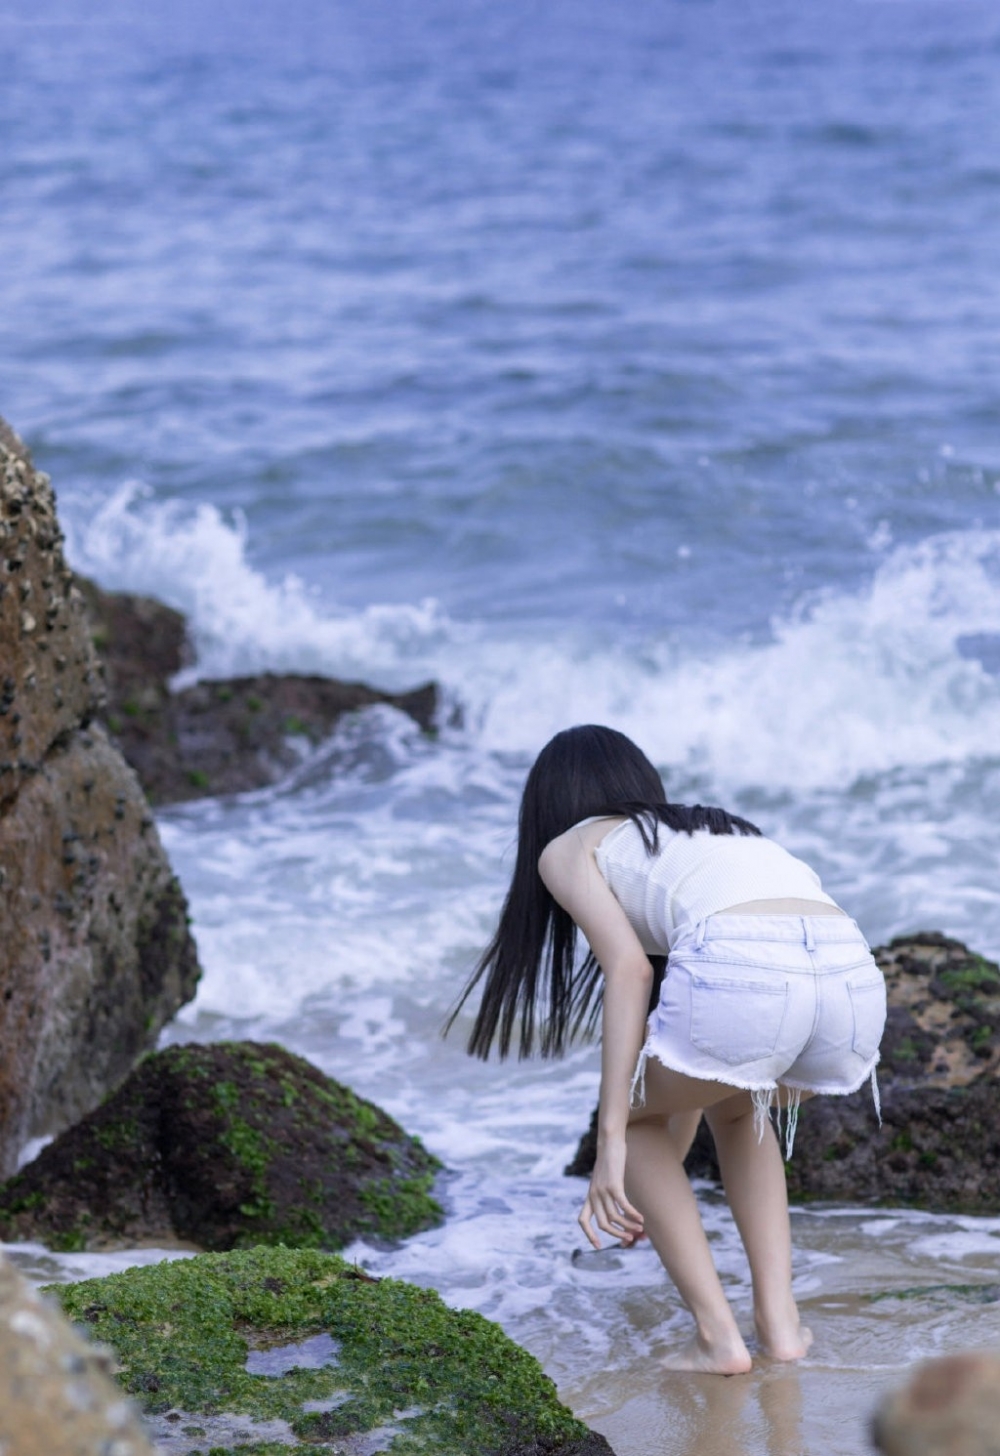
[65,485,1000,791]
[61,482,456,690]
[473,530,1000,791]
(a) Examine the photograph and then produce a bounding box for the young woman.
[451,725,886,1375]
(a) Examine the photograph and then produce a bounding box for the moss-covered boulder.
[48,1246,615,1456]
[567,934,1000,1212]
[0,1042,443,1252]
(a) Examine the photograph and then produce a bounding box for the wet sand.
[586,1362,895,1456]
[570,1200,1000,1456]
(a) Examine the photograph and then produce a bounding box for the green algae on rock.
[48,1246,615,1456]
[0,1042,443,1252]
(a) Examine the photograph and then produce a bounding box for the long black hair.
[447,725,761,1061]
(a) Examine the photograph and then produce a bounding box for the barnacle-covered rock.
[0,418,199,1180]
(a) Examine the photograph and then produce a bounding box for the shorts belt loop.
[695,918,707,950]
[803,916,816,953]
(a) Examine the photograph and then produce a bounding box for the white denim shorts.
[631,913,887,1154]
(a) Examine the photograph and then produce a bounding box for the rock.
[566,934,1000,1212]
[49,1245,616,1456]
[77,574,440,804]
[74,576,193,783]
[871,1350,1000,1456]
[0,1041,444,1252]
[0,1249,157,1456]
[0,420,200,1180]
[147,671,438,803]
[783,933,1000,1210]
[0,420,101,806]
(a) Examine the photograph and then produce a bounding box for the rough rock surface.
[78,574,439,805]
[871,1349,1000,1456]
[50,1245,616,1456]
[567,934,1000,1212]
[0,420,101,803]
[0,1249,156,1456]
[0,420,200,1180]
[0,1041,443,1252]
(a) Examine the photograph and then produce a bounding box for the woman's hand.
[579,1135,645,1250]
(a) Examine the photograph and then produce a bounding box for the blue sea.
[3,3,1000,1452]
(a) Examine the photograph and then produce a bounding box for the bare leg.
[623,1064,757,1374]
[625,1115,752,1374]
[623,1112,701,1249]
[705,1093,812,1361]
[668,1109,702,1162]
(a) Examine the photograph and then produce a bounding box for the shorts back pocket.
[689,975,788,1065]
[847,975,887,1061]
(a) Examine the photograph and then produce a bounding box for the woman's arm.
[539,828,653,1249]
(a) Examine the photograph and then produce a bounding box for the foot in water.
[755,1320,814,1362]
[661,1333,753,1376]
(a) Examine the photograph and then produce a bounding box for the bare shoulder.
[538,818,647,967]
[537,826,587,894]
[538,817,625,897]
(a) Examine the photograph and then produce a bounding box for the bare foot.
[755,1321,813,1362]
[661,1332,753,1375]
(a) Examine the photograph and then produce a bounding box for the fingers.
[578,1196,603,1250]
[578,1189,645,1250]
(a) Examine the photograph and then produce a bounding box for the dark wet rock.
[153,671,437,803]
[0,1249,157,1456]
[0,1041,443,1252]
[780,1076,1000,1210]
[49,1246,616,1456]
[872,1349,1000,1456]
[78,574,440,804]
[0,419,200,1180]
[567,934,1000,1213]
[75,573,192,741]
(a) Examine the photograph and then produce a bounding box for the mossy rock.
[780,1078,1000,1211]
[0,1042,443,1251]
[48,1246,614,1456]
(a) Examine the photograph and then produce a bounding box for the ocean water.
[3,2,1000,1452]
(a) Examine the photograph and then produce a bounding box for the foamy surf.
[60,481,457,690]
[63,484,1000,792]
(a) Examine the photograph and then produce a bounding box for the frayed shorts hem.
[630,1043,881,1099]
[630,1047,882,1161]
[779,1052,881,1099]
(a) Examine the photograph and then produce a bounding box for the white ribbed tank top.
[588,817,837,953]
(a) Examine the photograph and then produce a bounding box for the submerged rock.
[78,574,440,805]
[49,1246,615,1456]
[567,934,1000,1212]
[0,1249,156,1456]
[0,419,200,1180]
[0,1041,443,1252]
